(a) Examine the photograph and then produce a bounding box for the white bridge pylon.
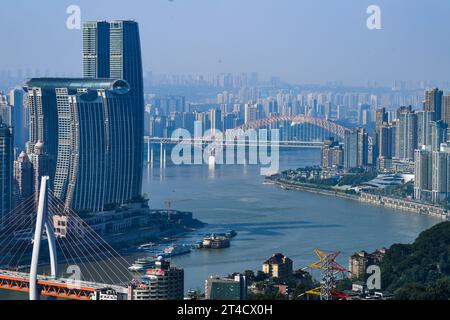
[29,176,58,300]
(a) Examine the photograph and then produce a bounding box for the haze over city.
[2,0,450,308]
[1,0,450,85]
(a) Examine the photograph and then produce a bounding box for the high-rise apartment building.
[29,141,49,202]
[24,78,141,212]
[344,129,369,169]
[424,88,443,121]
[82,21,110,78]
[396,106,417,161]
[0,122,13,227]
[9,88,27,150]
[13,151,34,203]
[442,95,450,126]
[0,93,11,127]
[417,111,434,147]
[130,258,184,300]
[430,121,448,152]
[322,138,344,169]
[414,144,450,203]
[83,20,144,201]
[414,147,432,201]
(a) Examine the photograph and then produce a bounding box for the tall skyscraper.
[417,111,434,147]
[344,130,358,169]
[442,95,450,126]
[0,93,11,127]
[83,21,111,78]
[414,147,432,201]
[83,20,144,200]
[24,78,141,212]
[0,122,13,227]
[13,151,34,204]
[414,143,450,203]
[424,88,443,121]
[430,121,448,152]
[375,107,388,127]
[344,128,369,169]
[9,88,27,151]
[29,141,50,202]
[396,106,418,161]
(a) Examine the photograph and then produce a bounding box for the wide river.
[0,149,440,298]
[143,149,439,292]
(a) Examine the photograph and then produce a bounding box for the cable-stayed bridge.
[0,177,140,300]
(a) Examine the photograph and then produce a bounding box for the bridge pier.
[30,176,58,301]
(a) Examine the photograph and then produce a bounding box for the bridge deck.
[0,270,128,300]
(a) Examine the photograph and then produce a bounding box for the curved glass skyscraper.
[23,20,145,213]
[24,78,140,212]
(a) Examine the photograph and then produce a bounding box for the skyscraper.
[442,95,450,126]
[414,147,432,201]
[23,78,140,213]
[0,122,13,227]
[83,21,110,78]
[396,106,418,161]
[0,93,11,127]
[29,141,50,202]
[83,20,144,200]
[9,88,27,151]
[13,151,34,204]
[417,111,434,147]
[344,130,358,169]
[424,88,443,121]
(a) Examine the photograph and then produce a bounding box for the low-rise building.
[129,258,184,300]
[262,253,293,279]
[349,248,386,280]
[205,274,247,300]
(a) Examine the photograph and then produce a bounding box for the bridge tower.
[29,176,58,300]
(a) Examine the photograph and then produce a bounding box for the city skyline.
[2,0,450,305]
[1,0,450,85]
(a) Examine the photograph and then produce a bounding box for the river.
[142,148,439,292]
[0,148,440,299]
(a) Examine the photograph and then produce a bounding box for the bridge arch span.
[233,115,350,140]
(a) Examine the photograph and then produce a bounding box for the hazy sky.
[1,0,449,84]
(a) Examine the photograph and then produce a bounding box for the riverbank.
[267,179,449,221]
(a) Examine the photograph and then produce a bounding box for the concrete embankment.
[268,179,449,221]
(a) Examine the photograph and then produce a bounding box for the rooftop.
[23,78,130,95]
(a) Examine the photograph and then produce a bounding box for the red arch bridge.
[145,115,349,148]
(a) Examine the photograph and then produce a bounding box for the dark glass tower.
[24,78,138,212]
[83,20,144,202]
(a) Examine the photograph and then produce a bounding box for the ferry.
[128,257,156,272]
[202,234,231,249]
[160,244,192,258]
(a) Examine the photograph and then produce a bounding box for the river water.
[142,149,439,292]
[0,149,440,299]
